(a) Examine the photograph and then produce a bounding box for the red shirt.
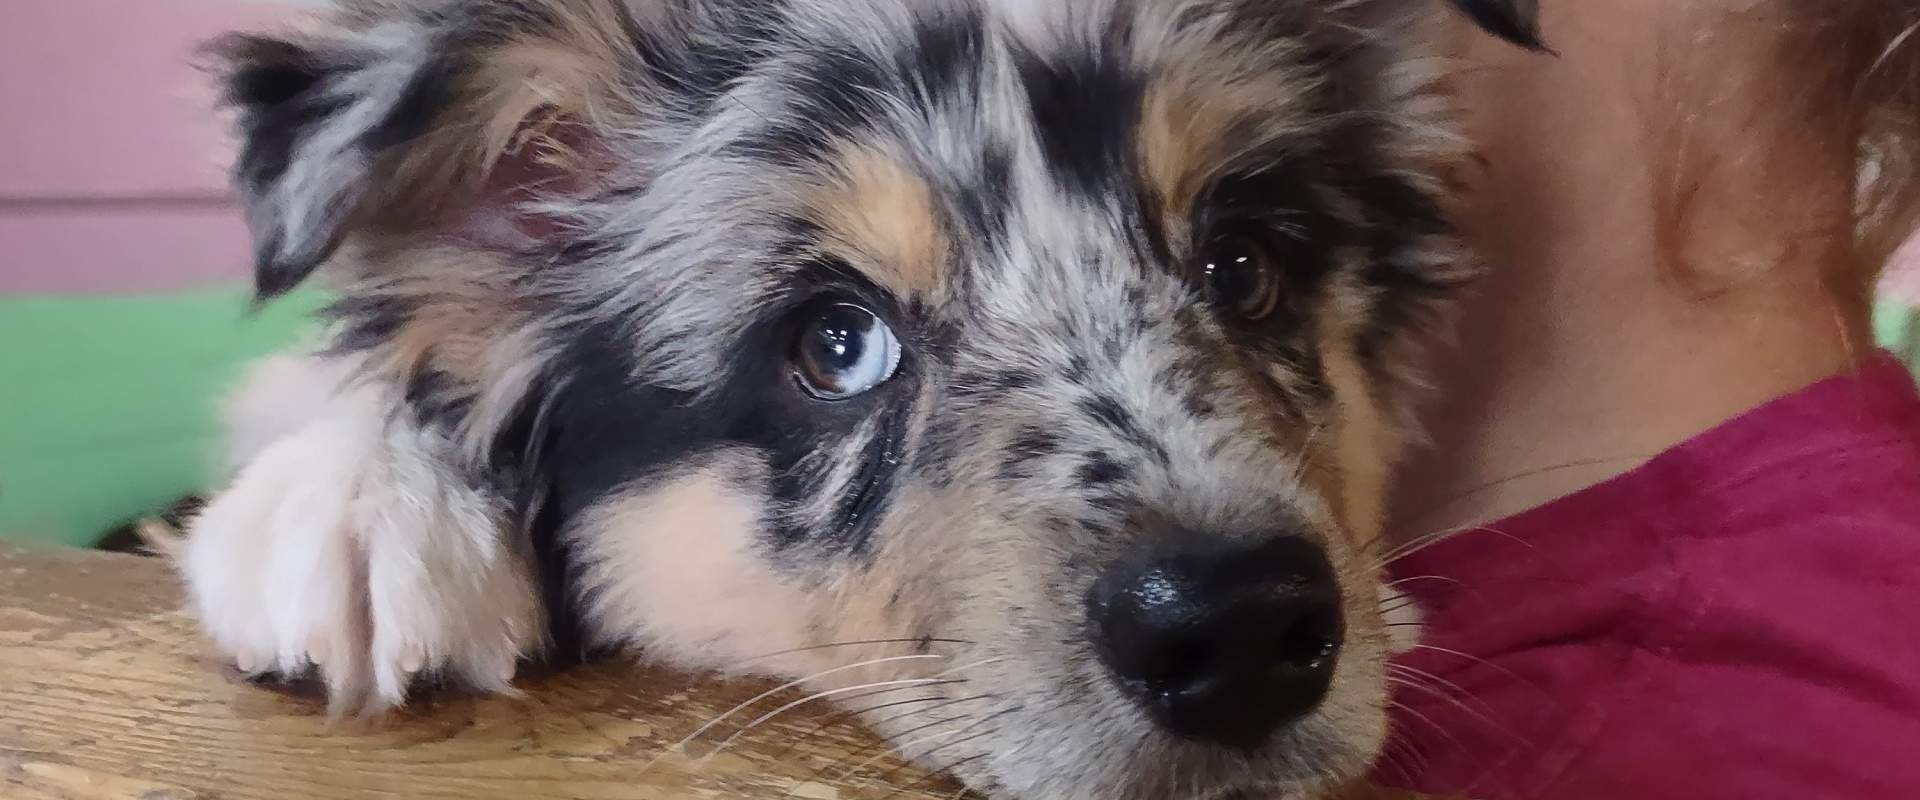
[1377,352,1920,799]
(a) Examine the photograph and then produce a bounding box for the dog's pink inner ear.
[458,117,610,250]
[217,3,651,298]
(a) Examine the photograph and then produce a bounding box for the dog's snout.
[1086,535,1344,750]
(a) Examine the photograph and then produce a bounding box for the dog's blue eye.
[794,303,902,400]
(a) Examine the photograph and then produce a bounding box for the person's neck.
[1386,24,1869,542]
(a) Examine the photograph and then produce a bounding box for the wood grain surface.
[0,546,964,800]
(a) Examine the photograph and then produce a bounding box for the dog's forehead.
[701,0,1334,293]
[754,0,1330,180]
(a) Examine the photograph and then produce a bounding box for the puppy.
[176,1,1537,797]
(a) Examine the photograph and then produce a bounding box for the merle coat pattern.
[174,1,1540,797]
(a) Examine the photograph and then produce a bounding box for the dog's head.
[216,1,1535,796]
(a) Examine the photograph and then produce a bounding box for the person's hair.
[1839,3,1920,277]
[1652,1,1920,310]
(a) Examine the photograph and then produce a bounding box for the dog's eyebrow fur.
[805,143,953,301]
[1136,57,1320,234]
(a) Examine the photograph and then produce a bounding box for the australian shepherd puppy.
[171,1,1537,797]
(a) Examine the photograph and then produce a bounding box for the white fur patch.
[1380,583,1424,656]
[179,358,543,714]
[218,350,352,474]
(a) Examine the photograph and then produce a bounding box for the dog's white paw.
[178,391,543,715]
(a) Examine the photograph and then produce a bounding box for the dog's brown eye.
[1197,233,1284,321]
[793,303,902,400]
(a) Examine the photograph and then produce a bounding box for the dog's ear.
[211,1,655,299]
[1443,0,1546,51]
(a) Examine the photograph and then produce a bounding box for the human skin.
[1390,1,1874,541]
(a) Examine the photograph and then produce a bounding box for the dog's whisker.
[830,720,975,783]
[1387,698,1468,759]
[698,677,968,764]
[639,653,950,773]
[1364,451,1660,564]
[1405,453,1661,529]
[1407,644,1543,692]
[927,656,1006,679]
[861,694,995,737]
[1383,574,1468,589]
[770,691,957,762]
[810,693,996,783]
[877,753,989,800]
[1385,666,1512,741]
[1368,525,1474,569]
[1390,688,1514,750]
[1373,737,1428,792]
[864,705,1018,790]
[728,638,974,670]
[1371,523,1533,571]
[1379,596,1420,615]
[779,656,1002,780]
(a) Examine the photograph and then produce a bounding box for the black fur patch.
[1077,451,1131,487]
[1077,394,1144,445]
[943,141,1016,256]
[639,1,789,104]
[1446,0,1547,51]
[897,8,989,110]
[403,366,476,431]
[361,51,463,152]
[821,405,912,552]
[992,368,1040,392]
[996,425,1061,480]
[215,36,354,298]
[321,291,414,356]
[222,36,326,109]
[733,8,986,166]
[1009,23,1144,200]
[740,42,895,161]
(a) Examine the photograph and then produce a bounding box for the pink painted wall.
[0,0,290,295]
[0,0,1915,300]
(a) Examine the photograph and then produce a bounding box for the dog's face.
[218,1,1529,796]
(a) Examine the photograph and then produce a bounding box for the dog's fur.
[175,1,1538,797]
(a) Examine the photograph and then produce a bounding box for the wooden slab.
[0,546,963,800]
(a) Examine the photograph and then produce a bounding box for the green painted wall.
[0,290,1915,549]
[0,287,325,547]
[1879,300,1920,368]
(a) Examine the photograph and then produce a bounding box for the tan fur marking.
[1317,326,1394,547]
[1299,267,1398,547]
[377,279,514,388]
[1138,81,1224,230]
[569,456,820,675]
[334,245,520,374]
[807,144,950,300]
[1137,57,1318,240]
[328,244,550,463]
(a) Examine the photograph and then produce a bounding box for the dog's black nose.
[1086,536,1343,750]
